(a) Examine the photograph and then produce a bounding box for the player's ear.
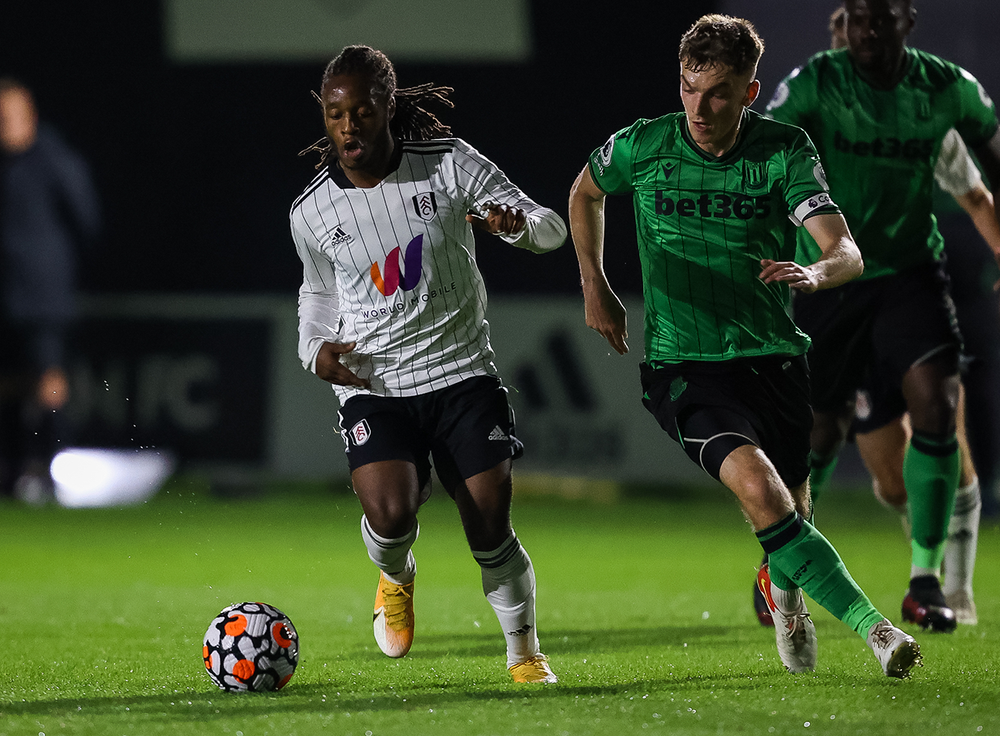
[744,79,761,108]
[386,94,396,122]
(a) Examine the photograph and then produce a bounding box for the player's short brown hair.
[679,14,764,77]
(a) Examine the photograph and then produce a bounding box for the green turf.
[1,476,998,735]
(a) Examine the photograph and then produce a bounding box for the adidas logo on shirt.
[330,226,354,247]
[488,426,508,441]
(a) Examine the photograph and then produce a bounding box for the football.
[203,601,299,692]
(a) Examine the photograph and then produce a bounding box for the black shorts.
[853,348,973,436]
[337,375,523,493]
[794,260,962,415]
[640,354,812,487]
[853,363,908,434]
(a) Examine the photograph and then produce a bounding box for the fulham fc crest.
[350,419,371,446]
[412,191,438,221]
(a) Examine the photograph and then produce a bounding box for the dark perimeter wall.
[0,1,718,298]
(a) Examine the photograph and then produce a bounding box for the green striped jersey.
[588,109,836,364]
[767,48,999,280]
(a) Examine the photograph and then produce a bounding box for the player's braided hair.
[679,14,764,77]
[299,45,454,168]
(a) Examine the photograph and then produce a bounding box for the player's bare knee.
[904,357,960,433]
[465,522,515,554]
[720,446,785,499]
[874,477,907,510]
[361,497,419,538]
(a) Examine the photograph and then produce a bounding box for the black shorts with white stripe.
[338,375,523,494]
[640,355,812,487]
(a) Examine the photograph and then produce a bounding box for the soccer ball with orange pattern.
[203,601,299,692]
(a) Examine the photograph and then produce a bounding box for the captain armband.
[788,192,837,227]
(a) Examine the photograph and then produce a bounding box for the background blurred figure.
[767,0,1000,633]
[828,4,1000,622]
[829,3,1000,519]
[0,78,99,503]
[932,132,1000,524]
[754,1,999,630]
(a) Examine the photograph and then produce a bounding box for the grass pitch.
[1,476,998,735]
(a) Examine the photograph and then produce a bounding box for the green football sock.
[767,558,796,592]
[757,512,884,637]
[904,430,960,573]
[767,451,833,593]
[767,562,796,592]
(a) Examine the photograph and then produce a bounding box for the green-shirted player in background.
[766,0,1000,634]
[568,14,921,678]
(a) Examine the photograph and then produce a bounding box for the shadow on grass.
[0,672,780,722]
[405,623,740,659]
[0,622,914,721]
[0,624,784,720]
[328,618,854,667]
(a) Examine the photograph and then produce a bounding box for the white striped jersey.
[290,137,566,402]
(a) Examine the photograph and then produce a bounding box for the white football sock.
[360,515,418,585]
[943,478,980,598]
[769,583,805,615]
[474,532,540,668]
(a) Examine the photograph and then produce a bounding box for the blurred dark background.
[3,1,995,303]
[0,0,733,301]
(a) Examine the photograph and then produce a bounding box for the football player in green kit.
[766,0,1000,633]
[569,14,921,678]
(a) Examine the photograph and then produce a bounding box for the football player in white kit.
[290,45,566,683]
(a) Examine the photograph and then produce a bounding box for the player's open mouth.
[342,141,363,160]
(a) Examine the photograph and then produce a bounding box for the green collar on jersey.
[680,108,754,165]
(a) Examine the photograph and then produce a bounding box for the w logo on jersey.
[370,234,424,296]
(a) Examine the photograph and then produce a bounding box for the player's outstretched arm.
[954,183,1000,289]
[315,341,371,389]
[973,129,1000,223]
[770,212,863,292]
[569,165,628,355]
[972,130,1000,287]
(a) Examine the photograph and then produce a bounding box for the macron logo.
[370,234,424,296]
